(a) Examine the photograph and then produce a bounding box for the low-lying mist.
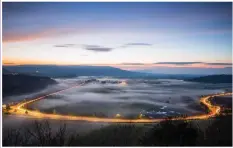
[3,77,232,135]
[18,77,232,119]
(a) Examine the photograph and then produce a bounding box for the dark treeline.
[3,115,232,146]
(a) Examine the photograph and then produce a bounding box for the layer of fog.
[3,77,232,136]
[24,77,232,118]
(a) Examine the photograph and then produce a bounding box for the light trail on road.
[5,83,232,123]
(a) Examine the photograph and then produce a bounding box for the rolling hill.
[186,74,232,83]
[3,73,57,97]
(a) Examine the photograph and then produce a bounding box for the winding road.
[5,83,232,123]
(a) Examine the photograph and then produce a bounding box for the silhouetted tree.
[200,115,232,146]
[139,120,199,146]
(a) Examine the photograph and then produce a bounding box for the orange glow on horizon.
[2,59,73,65]
[3,59,231,69]
[114,63,231,70]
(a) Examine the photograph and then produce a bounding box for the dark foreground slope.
[3,115,232,146]
[186,74,232,83]
[3,74,57,97]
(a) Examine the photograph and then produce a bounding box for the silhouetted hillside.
[3,74,57,97]
[187,75,232,83]
[3,65,147,78]
[2,68,12,74]
[3,115,232,146]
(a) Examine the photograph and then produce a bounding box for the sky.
[2,2,232,72]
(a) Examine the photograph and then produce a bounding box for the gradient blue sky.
[2,2,232,70]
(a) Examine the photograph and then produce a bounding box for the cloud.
[120,63,145,65]
[154,62,232,66]
[54,42,152,52]
[116,62,232,70]
[3,62,16,65]
[154,62,202,65]
[54,44,75,48]
[82,43,152,52]
[153,62,232,67]
[82,45,113,52]
[125,43,153,46]
[121,43,153,48]
[206,63,232,66]
[54,44,113,52]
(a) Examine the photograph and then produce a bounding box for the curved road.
[6,83,232,123]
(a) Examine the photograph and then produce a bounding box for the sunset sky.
[2,2,232,70]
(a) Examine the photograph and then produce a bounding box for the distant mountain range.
[3,65,146,78]
[3,65,205,79]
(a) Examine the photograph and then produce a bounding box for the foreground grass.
[3,115,232,146]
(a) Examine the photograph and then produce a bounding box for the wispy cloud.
[154,62,202,65]
[120,63,145,65]
[206,62,232,66]
[54,44,113,52]
[121,43,153,48]
[113,62,232,71]
[54,44,75,48]
[54,42,153,52]
[154,62,232,66]
[124,43,153,46]
[3,62,16,65]
[82,45,113,52]
[54,43,153,51]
